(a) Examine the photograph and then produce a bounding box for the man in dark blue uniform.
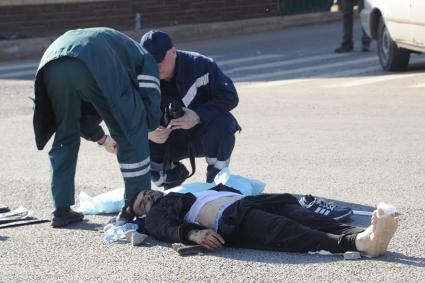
[140,30,240,189]
[33,28,161,227]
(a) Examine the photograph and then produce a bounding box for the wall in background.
[0,0,278,39]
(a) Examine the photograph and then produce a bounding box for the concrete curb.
[0,11,340,61]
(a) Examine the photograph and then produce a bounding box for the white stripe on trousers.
[122,165,151,178]
[119,157,150,169]
[206,158,230,169]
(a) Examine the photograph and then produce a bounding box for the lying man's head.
[129,190,164,216]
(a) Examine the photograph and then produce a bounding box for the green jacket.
[33,27,161,150]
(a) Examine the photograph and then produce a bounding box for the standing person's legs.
[43,57,101,227]
[335,0,354,52]
[82,81,152,210]
[358,0,371,50]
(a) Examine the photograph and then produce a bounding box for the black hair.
[127,192,141,216]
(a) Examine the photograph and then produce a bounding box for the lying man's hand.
[169,108,200,130]
[188,229,225,250]
[148,126,172,144]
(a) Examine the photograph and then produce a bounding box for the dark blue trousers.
[150,114,238,182]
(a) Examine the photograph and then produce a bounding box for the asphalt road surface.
[1,21,425,282]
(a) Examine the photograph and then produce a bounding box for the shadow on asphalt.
[0,235,9,241]
[207,248,425,265]
[59,219,104,231]
[376,252,425,267]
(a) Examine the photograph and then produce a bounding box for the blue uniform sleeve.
[194,61,239,124]
[136,54,162,131]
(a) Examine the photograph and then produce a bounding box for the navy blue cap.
[140,30,173,63]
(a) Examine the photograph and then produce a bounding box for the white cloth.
[184,190,240,224]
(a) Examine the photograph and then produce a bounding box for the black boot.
[51,207,84,228]
[163,162,189,190]
[362,44,371,52]
[116,206,134,222]
[206,165,221,183]
[107,206,134,224]
[334,45,353,53]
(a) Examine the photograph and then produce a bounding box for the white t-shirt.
[184,190,240,224]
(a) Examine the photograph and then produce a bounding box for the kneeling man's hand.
[188,229,225,250]
[169,108,200,130]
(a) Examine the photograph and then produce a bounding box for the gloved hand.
[98,135,117,154]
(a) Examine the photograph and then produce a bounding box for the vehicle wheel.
[377,18,410,71]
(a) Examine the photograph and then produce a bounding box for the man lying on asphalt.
[128,185,398,257]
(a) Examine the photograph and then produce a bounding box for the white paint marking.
[234,56,377,81]
[217,54,287,67]
[0,62,39,72]
[249,66,383,88]
[227,53,350,74]
[323,73,421,88]
[353,210,373,216]
[0,69,36,79]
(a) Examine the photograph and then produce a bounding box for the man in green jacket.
[33,28,161,227]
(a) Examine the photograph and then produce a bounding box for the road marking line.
[217,54,287,67]
[249,66,383,88]
[233,56,377,81]
[250,78,314,87]
[0,69,36,79]
[0,62,39,72]
[226,53,350,74]
[209,54,225,59]
[323,73,422,88]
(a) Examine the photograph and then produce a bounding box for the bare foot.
[355,208,399,257]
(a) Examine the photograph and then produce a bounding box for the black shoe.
[334,45,353,53]
[51,207,84,228]
[362,45,371,52]
[151,162,189,190]
[107,206,134,224]
[206,165,221,183]
[117,206,134,222]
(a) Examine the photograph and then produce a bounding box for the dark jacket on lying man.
[138,184,368,254]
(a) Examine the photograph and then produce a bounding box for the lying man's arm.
[187,229,225,250]
[144,196,206,244]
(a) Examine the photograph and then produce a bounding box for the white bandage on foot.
[355,203,399,258]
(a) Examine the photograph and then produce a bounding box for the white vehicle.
[360,0,425,71]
